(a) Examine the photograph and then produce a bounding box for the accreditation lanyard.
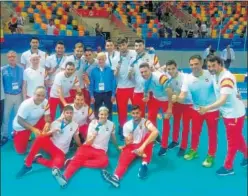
[56,55,63,69]
[130,52,145,68]
[108,52,115,68]
[74,56,81,71]
[60,120,70,133]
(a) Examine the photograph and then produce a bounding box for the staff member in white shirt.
[23,53,47,99]
[16,105,81,178]
[45,41,67,97]
[102,105,159,188]
[12,86,51,154]
[20,36,47,68]
[49,61,81,121]
[221,44,235,69]
[52,106,120,188]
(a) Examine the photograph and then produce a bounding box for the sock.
[142,161,148,165]
[114,174,119,180]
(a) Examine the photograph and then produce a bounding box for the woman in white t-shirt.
[46,19,56,36]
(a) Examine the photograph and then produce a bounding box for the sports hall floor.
[1,111,247,196]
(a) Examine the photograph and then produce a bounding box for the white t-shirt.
[62,55,85,89]
[51,120,79,154]
[181,70,216,111]
[87,119,114,152]
[105,51,120,71]
[21,50,46,68]
[47,24,56,35]
[23,67,46,97]
[50,71,80,98]
[13,98,50,131]
[71,104,95,126]
[45,54,67,87]
[116,50,136,88]
[201,23,207,32]
[123,118,153,144]
[213,70,245,118]
[168,72,192,104]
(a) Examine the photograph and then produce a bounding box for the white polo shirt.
[105,51,120,71]
[51,120,79,154]
[87,119,114,152]
[50,71,80,98]
[23,67,47,97]
[62,55,85,89]
[21,49,46,68]
[116,50,136,89]
[168,72,192,104]
[181,70,216,111]
[71,104,95,126]
[45,54,67,87]
[13,98,50,131]
[213,70,245,118]
[123,118,153,144]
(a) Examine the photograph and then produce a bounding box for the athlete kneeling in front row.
[16,105,81,178]
[52,106,120,188]
[102,105,159,188]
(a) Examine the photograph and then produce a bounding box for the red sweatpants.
[223,116,248,169]
[13,117,45,154]
[64,145,108,180]
[47,87,51,99]
[78,124,89,140]
[172,103,194,150]
[25,136,65,168]
[70,88,90,106]
[116,88,134,127]
[191,109,219,156]
[49,97,74,121]
[115,133,154,179]
[147,97,170,148]
[133,92,146,117]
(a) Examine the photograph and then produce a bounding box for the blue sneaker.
[240,158,248,167]
[168,141,179,150]
[118,127,124,141]
[138,164,148,179]
[216,166,234,176]
[33,154,43,164]
[155,135,161,144]
[52,168,68,188]
[177,148,186,157]
[16,165,32,178]
[0,136,8,146]
[158,147,167,156]
[101,170,120,188]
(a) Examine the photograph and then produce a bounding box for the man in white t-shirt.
[23,53,47,99]
[172,55,219,168]
[104,39,120,74]
[45,41,67,97]
[52,106,120,188]
[46,19,56,35]
[49,61,81,121]
[20,36,47,68]
[102,105,159,188]
[16,105,81,178]
[13,86,51,154]
[200,55,247,176]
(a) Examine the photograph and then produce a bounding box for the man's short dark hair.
[63,105,74,112]
[56,41,64,46]
[206,55,224,67]
[139,62,150,69]
[189,54,202,62]
[166,60,177,67]
[65,61,75,68]
[106,39,113,43]
[131,105,140,111]
[30,36,39,42]
[135,39,144,44]
[117,36,128,45]
[84,47,93,52]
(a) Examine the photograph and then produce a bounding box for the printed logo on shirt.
[205,78,209,82]
[70,127,73,131]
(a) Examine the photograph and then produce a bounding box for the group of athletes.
[2,36,247,188]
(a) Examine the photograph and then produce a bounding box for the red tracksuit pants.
[114,133,154,179]
[78,124,89,140]
[13,117,45,154]
[116,88,134,127]
[25,136,65,169]
[70,88,90,106]
[64,145,108,180]
[133,92,146,117]
[172,103,194,150]
[223,116,248,169]
[147,97,170,148]
[191,109,219,156]
[49,97,74,121]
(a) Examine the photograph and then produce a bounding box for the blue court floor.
[1,115,247,196]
